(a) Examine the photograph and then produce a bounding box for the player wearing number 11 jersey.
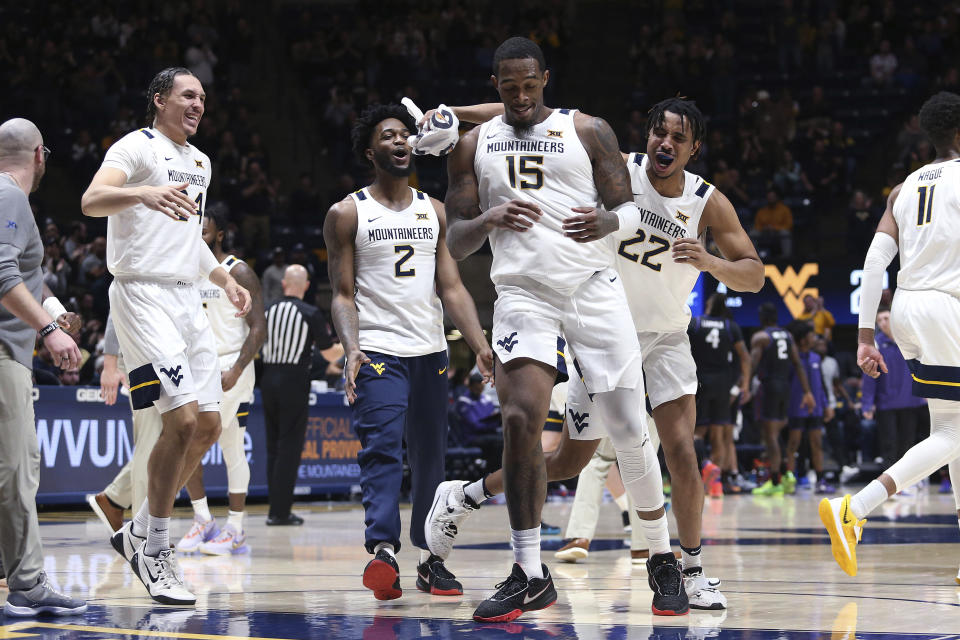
[324,103,492,602]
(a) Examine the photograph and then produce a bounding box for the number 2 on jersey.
[776,338,788,360]
[917,184,935,226]
[394,245,415,277]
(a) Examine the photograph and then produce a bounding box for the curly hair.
[647,97,706,153]
[144,67,196,126]
[918,91,960,152]
[350,103,417,164]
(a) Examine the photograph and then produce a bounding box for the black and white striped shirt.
[262,296,333,367]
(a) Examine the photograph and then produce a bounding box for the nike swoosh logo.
[438,367,447,375]
[367,216,382,223]
[165,157,173,161]
[841,502,851,525]
[524,583,550,604]
[486,134,497,139]
[609,276,617,282]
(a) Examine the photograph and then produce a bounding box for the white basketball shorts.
[109,278,222,414]
[891,288,960,400]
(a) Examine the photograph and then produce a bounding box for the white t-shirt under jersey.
[474,108,613,294]
[102,127,212,283]
[351,187,446,357]
[198,254,248,369]
[893,159,960,297]
[617,152,714,332]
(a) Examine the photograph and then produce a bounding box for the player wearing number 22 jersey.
[324,104,492,603]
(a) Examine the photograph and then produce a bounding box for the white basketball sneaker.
[177,518,219,553]
[424,480,477,559]
[131,544,196,605]
[199,524,246,556]
[683,567,727,610]
[110,520,146,562]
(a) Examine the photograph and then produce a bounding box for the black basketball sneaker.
[416,554,463,596]
[647,552,689,615]
[362,549,401,600]
[472,563,557,622]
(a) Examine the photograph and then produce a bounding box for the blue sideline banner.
[32,386,360,504]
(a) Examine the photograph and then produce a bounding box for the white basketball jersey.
[893,159,960,297]
[351,187,446,357]
[618,153,714,332]
[474,109,612,294]
[102,127,211,283]
[198,255,249,367]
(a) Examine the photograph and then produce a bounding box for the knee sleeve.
[886,399,960,489]
[221,425,251,495]
[594,386,649,451]
[615,436,664,512]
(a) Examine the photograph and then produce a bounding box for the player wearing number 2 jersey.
[324,104,492,602]
[751,302,814,496]
[81,67,251,606]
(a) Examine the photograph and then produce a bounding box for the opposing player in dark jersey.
[784,324,835,494]
[689,293,751,493]
[751,302,815,495]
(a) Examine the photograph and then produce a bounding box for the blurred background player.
[689,292,752,495]
[783,324,835,495]
[821,92,960,579]
[325,104,491,601]
[751,302,816,495]
[80,67,251,606]
[177,208,266,555]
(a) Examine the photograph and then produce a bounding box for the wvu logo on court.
[568,409,589,433]
[159,365,183,387]
[370,362,386,375]
[765,263,819,319]
[497,332,519,353]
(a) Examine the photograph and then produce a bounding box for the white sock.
[144,515,170,556]
[374,542,395,557]
[227,510,244,532]
[511,527,543,579]
[637,512,671,556]
[132,499,150,538]
[420,548,431,564]
[463,478,490,506]
[192,496,212,522]
[680,544,702,571]
[613,492,629,512]
[850,479,889,520]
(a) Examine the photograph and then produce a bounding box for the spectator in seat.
[750,189,793,258]
[797,294,836,343]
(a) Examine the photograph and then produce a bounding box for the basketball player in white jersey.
[821,92,960,578]
[324,104,492,602]
[443,37,681,621]
[80,67,251,605]
[429,96,763,612]
[177,208,266,554]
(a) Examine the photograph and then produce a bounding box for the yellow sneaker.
[752,480,784,496]
[819,495,865,577]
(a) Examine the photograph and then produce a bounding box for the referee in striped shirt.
[261,264,342,525]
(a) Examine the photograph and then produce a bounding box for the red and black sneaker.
[415,554,463,596]
[472,563,557,623]
[646,552,689,616]
[362,549,401,600]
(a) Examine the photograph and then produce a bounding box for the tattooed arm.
[323,197,369,403]
[562,112,638,242]
[221,260,267,391]
[445,127,542,260]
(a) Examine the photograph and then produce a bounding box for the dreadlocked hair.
[144,67,195,127]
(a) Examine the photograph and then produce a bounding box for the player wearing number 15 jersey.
[324,103,492,602]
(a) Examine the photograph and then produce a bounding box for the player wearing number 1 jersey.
[81,67,251,606]
[751,302,814,496]
[324,104,492,602]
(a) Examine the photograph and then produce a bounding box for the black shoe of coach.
[266,514,304,526]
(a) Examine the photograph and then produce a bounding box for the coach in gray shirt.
[0,118,85,617]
